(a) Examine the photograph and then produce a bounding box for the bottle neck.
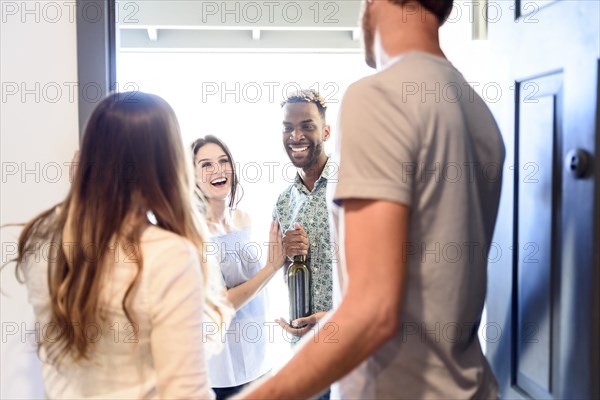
[293,255,306,264]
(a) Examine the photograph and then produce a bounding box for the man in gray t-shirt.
[241,1,504,398]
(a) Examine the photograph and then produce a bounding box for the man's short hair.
[390,0,454,25]
[280,89,328,121]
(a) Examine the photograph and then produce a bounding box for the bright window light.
[117,51,373,369]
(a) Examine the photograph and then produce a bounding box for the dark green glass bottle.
[288,255,312,326]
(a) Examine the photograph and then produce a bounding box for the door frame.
[76,0,117,138]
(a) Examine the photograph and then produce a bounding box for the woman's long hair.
[14,92,231,364]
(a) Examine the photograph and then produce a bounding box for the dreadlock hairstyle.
[280,89,328,122]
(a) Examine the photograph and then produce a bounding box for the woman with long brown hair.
[12,92,232,399]
[191,136,286,399]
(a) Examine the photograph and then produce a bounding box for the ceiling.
[116,0,363,52]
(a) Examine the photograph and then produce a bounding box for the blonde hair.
[13,92,232,364]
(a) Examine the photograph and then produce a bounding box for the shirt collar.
[320,156,336,181]
[294,156,335,191]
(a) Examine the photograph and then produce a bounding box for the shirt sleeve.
[272,204,277,222]
[333,79,419,207]
[147,237,214,400]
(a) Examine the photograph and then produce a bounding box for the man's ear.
[323,124,331,141]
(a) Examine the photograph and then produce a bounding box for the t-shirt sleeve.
[147,238,214,399]
[333,79,419,207]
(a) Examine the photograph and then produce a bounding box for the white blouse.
[206,228,270,388]
[23,226,215,399]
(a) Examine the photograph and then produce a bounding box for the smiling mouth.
[289,145,310,153]
[210,177,228,187]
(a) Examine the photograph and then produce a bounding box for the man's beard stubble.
[288,141,325,171]
[361,1,377,69]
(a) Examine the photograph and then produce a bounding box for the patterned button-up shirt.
[273,158,337,314]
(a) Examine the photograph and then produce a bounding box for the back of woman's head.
[15,91,230,365]
[73,92,189,235]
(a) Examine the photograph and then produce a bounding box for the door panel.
[486,1,599,399]
[516,73,563,399]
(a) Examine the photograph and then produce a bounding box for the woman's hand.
[267,220,286,272]
[224,221,286,311]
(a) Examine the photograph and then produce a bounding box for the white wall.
[1,1,79,397]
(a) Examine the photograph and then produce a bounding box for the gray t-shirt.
[331,52,505,399]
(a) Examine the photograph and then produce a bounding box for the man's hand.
[282,222,309,258]
[275,312,327,337]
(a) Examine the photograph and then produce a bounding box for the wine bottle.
[287,255,312,327]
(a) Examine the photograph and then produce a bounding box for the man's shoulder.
[345,72,382,99]
[277,183,296,196]
[274,184,296,204]
[342,62,416,106]
[349,53,459,92]
[232,209,252,230]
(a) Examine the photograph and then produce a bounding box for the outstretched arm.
[239,199,409,398]
[226,221,286,310]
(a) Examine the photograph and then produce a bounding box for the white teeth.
[290,146,308,153]
[211,178,227,185]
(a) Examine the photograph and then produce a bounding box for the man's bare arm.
[239,199,409,399]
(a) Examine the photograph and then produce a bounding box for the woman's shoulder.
[141,225,198,260]
[232,209,252,230]
[142,224,187,241]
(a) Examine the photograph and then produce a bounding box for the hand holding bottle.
[282,222,309,258]
[275,311,327,337]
